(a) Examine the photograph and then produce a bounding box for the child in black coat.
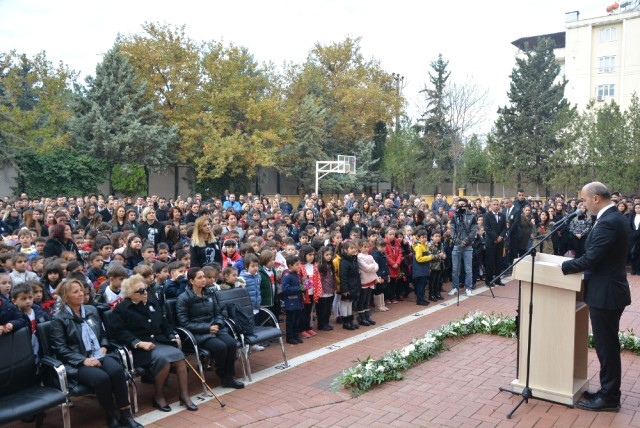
[371,238,390,312]
[339,241,361,330]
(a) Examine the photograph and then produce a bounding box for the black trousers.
[300,300,314,332]
[485,244,503,283]
[589,306,625,401]
[356,287,373,312]
[201,333,238,378]
[76,355,129,414]
[286,309,301,340]
[316,296,333,328]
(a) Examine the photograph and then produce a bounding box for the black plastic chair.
[0,327,70,427]
[101,309,139,412]
[215,287,288,382]
[164,298,212,396]
[37,317,139,414]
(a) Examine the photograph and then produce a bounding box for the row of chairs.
[164,287,289,384]
[0,287,288,427]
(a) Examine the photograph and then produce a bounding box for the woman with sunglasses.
[110,274,197,412]
[50,279,143,428]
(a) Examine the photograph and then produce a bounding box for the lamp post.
[391,72,404,133]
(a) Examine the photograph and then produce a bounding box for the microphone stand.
[497,213,578,418]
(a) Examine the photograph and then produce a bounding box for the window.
[598,56,616,73]
[599,27,617,42]
[597,84,615,100]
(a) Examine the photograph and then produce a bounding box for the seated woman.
[110,274,197,412]
[49,279,143,428]
[176,268,244,389]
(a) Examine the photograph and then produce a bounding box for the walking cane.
[183,358,226,408]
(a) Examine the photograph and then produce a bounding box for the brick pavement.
[13,274,640,427]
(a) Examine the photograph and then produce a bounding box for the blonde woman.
[50,279,143,428]
[190,216,222,268]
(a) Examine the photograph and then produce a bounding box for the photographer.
[447,198,478,297]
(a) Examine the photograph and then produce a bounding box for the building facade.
[563,5,640,111]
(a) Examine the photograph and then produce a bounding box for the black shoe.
[221,377,245,389]
[357,314,371,326]
[179,399,198,411]
[436,294,444,301]
[119,409,143,428]
[286,338,299,345]
[319,325,333,331]
[497,282,505,286]
[417,301,429,306]
[429,295,438,302]
[364,311,376,325]
[576,396,620,412]
[106,413,121,428]
[582,390,599,400]
[152,398,171,412]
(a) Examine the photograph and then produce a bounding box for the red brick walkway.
[17,274,640,427]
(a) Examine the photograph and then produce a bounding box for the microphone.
[565,208,584,220]
[552,209,584,229]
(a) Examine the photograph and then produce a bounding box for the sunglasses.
[134,287,148,295]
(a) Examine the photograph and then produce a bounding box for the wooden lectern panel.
[510,252,589,405]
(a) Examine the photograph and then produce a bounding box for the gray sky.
[0,0,607,133]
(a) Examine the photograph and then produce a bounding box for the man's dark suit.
[484,210,507,284]
[562,206,631,402]
[99,208,113,223]
[503,206,521,267]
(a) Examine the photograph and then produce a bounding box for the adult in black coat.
[176,268,243,389]
[50,279,142,428]
[110,274,197,412]
[502,197,521,268]
[189,217,222,268]
[562,182,631,412]
[43,223,83,261]
[483,199,507,286]
[137,207,165,252]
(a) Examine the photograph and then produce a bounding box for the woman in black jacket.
[110,274,197,412]
[189,217,222,268]
[176,268,243,388]
[43,223,83,261]
[50,279,142,428]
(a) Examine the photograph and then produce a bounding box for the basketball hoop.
[316,155,357,194]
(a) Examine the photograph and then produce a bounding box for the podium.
[511,253,589,405]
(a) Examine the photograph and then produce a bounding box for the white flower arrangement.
[333,311,640,397]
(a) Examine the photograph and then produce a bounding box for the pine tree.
[70,44,176,192]
[421,53,453,188]
[491,38,569,195]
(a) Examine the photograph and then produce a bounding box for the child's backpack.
[223,302,255,336]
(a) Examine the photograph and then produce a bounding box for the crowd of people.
[1,187,639,423]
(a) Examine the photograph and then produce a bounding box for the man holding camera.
[448,198,478,297]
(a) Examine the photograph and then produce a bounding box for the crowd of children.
[2,189,609,359]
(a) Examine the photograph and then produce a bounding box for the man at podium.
[561,182,631,412]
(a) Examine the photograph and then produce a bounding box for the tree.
[445,80,489,194]
[419,53,452,188]
[69,44,177,192]
[281,95,328,190]
[0,51,77,167]
[189,41,291,180]
[492,38,569,195]
[118,22,201,160]
[382,118,422,192]
[13,149,108,196]
[459,134,490,194]
[283,37,398,192]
